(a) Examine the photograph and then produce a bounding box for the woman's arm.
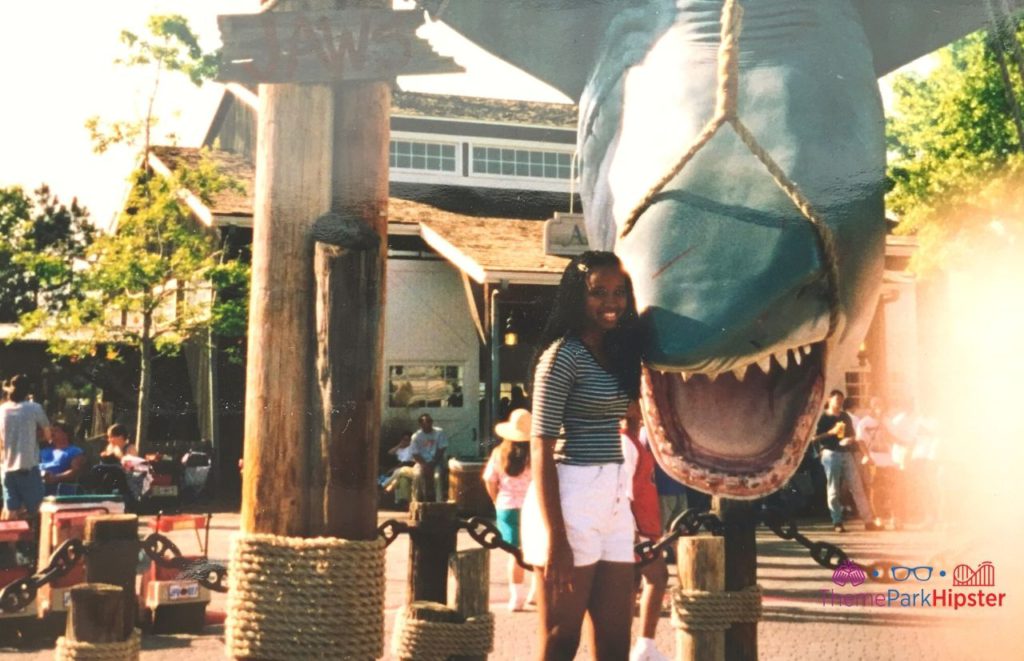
[533,435,573,592]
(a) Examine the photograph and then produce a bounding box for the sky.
[0,1,923,230]
[0,0,568,229]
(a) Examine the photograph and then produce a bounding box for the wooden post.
[309,73,389,540]
[83,514,139,639]
[713,498,758,661]
[449,548,489,661]
[675,535,725,661]
[408,502,459,604]
[65,584,126,645]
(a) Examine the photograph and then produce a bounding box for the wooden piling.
[83,514,139,639]
[449,548,490,661]
[675,535,725,661]
[713,498,758,661]
[65,584,126,645]
[408,502,459,604]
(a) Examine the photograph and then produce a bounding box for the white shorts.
[521,463,635,567]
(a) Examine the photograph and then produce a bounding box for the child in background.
[621,403,670,661]
[483,408,534,611]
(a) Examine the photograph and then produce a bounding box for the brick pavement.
[2,511,1019,660]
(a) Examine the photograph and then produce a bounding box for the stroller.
[180,450,212,504]
[88,454,185,514]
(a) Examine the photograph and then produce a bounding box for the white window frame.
[387,362,467,409]
[389,135,460,176]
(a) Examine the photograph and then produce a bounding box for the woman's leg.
[638,555,669,639]
[586,561,635,660]
[537,563,597,660]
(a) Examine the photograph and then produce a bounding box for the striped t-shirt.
[531,336,630,465]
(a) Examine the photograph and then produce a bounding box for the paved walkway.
[2,511,1020,659]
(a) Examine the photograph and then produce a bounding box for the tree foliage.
[0,186,93,323]
[886,16,1024,272]
[86,14,219,157]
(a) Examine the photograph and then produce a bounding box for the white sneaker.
[629,637,669,661]
[507,586,525,612]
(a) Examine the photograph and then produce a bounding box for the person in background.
[102,423,138,467]
[521,250,642,660]
[40,423,86,496]
[813,390,882,533]
[382,431,417,507]
[620,403,670,661]
[483,408,535,611]
[0,375,51,521]
[855,396,900,529]
[409,413,448,503]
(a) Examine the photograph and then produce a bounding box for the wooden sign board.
[544,212,589,256]
[217,8,463,84]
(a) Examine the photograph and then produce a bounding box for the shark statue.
[424,0,1022,498]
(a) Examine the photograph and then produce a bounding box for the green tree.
[86,14,219,162]
[0,185,93,323]
[21,157,241,448]
[22,14,245,448]
[886,13,1024,271]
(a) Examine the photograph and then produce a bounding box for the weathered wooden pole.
[449,548,490,661]
[713,498,758,661]
[675,535,725,661]
[64,584,126,645]
[83,514,139,640]
[240,0,334,536]
[309,71,389,540]
[408,501,459,604]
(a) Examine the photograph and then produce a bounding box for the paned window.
[471,146,573,179]
[389,364,465,408]
[389,140,457,172]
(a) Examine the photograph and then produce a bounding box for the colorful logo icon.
[953,561,995,587]
[832,560,866,587]
[890,565,934,582]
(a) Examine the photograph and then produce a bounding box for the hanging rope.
[225,533,385,660]
[671,584,763,632]
[55,629,141,661]
[619,0,842,338]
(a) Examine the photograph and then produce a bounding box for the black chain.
[141,532,228,593]
[460,516,535,571]
[0,538,85,614]
[635,508,725,567]
[759,507,851,570]
[377,518,412,548]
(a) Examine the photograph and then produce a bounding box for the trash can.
[447,459,493,517]
[37,495,125,617]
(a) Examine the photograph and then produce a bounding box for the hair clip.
[576,262,589,273]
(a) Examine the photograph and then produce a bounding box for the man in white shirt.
[1,375,51,520]
[409,413,448,502]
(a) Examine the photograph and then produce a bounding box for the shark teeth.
[672,343,816,382]
[755,355,772,374]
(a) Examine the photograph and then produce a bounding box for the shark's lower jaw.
[642,342,825,499]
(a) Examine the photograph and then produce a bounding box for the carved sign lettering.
[217,9,462,84]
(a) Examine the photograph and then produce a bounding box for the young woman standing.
[522,251,642,660]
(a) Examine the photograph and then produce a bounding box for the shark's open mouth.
[642,342,825,499]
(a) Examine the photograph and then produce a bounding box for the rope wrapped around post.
[671,584,763,632]
[54,629,141,661]
[390,602,495,660]
[225,533,385,660]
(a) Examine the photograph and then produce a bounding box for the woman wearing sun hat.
[484,408,534,611]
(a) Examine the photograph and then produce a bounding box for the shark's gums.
[429,0,1019,498]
